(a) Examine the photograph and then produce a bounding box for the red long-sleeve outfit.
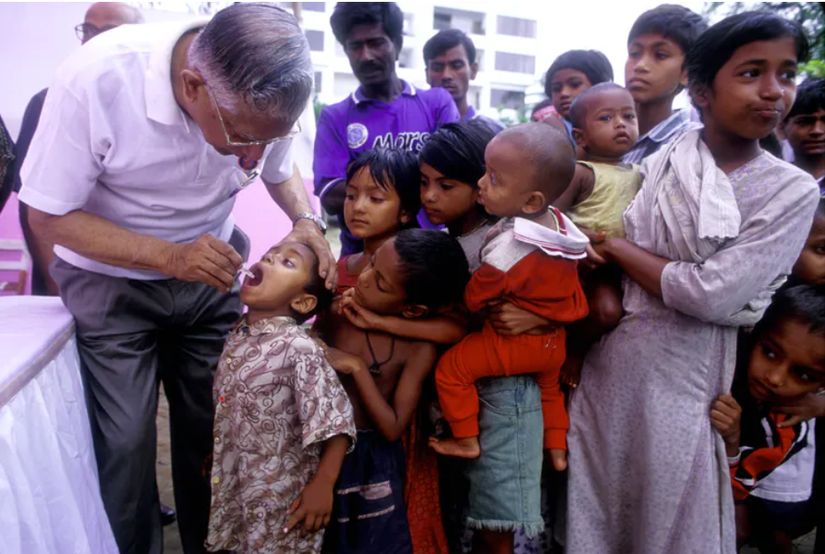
[436,218,588,450]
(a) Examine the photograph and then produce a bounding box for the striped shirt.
[622,107,697,165]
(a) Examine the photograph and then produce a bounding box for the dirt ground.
[154,390,818,554]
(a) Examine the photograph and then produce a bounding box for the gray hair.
[188,3,313,123]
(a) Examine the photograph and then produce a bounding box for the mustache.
[356,61,383,73]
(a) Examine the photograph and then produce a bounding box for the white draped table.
[0,296,117,553]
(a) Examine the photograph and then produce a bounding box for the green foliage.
[704,2,824,76]
[313,96,326,122]
[799,59,825,78]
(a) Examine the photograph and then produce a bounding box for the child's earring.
[399,210,411,225]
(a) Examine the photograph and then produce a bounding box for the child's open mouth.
[243,264,264,288]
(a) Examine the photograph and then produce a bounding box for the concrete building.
[299,1,552,123]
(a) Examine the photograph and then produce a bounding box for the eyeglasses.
[74,22,116,42]
[205,85,301,148]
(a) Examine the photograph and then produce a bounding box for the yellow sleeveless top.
[567,161,641,239]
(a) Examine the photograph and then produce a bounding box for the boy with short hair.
[423,28,503,132]
[622,4,707,163]
[206,240,355,554]
[711,284,825,551]
[781,77,825,194]
[318,229,470,554]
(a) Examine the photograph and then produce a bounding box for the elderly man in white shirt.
[18,5,333,553]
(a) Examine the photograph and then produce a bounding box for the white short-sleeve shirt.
[19,20,295,279]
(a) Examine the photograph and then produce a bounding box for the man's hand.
[288,219,337,290]
[284,476,334,534]
[775,392,825,428]
[710,394,742,455]
[164,235,242,292]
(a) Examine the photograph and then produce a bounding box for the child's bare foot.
[548,448,567,471]
[428,436,481,459]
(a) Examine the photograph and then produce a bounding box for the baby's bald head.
[495,123,576,205]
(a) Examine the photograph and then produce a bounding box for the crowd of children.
[204,4,825,554]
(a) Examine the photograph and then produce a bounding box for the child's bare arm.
[331,343,437,442]
[340,293,467,344]
[554,163,595,212]
[710,394,742,457]
[285,434,349,533]
[487,300,555,335]
[774,392,825,428]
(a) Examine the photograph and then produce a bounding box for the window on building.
[494,52,535,74]
[399,47,414,69]
[496,15,536,38]
[434,12,450,31]
[490,88,525,110]
[403,12,415,36]
[302,2,325,12]
[432,6,485,35]
[305,29,324,52]
[314,72,322,93]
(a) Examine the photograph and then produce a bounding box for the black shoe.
[160,503,176,526]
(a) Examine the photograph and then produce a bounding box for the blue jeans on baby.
[465,375,544,537]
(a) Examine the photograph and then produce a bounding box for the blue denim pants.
[465,375,544,537]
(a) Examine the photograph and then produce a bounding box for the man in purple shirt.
[423,29,503,133]
[315,2,459,254]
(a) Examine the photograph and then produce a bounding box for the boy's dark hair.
[568,82,628,128]
[346,148,421,227]
[290,246,334,324]
[330,2,404,52]
[394,229,470,309]
[423,28,476,65]
[686,11,809,90]
[628,4,707,57]
[753,284,825,341]
[419,120,496,189]
[785,77,825,120]
[544,50,613,97]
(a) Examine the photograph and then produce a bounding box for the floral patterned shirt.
[206,316,356,553]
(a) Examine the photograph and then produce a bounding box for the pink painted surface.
[0,195,23,242]
[0,181,319,294]
[232,178,319,265]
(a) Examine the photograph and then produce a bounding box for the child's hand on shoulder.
[316,339,366,375]
[710,394,741,454]
[284,475,335,534]
[775,391,825,428]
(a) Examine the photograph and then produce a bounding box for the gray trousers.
[52,229,248,554]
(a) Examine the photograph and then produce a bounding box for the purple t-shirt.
[463,105,504,133]
[313,81,459,194]
[314,81,458,253]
